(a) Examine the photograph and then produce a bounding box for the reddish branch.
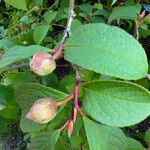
[56,93,74,106]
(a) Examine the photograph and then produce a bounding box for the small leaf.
[33,24,49,44]
[108,5,141,23]
[82,80,150,127]
[79,3,93,14]
[44,11,57,24]
[0,45,50,70]
[28,130,60,150]
[4,0,27,10]
[14,83,67,132]
[83,119,127,150]
[64,23,148,80]
[126,137,144,150]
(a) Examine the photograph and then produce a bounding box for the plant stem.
[4,63,29,73]
[60,0,75,44]
[59,120,69,131]
[53,0,75,59]
[133,21,139,40]
[56,93,74,107]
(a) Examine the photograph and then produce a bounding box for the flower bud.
[68,118,73,137]
[26,98,57,124]
[30,52,56,76]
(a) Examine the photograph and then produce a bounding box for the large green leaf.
[0,38,22,52]
[0,45,50,70]
[4,0,27,10]
[64,23,148,80]
[27,130,60,150]
[83,119,127,150]
[33,24,49,44]
[14,83,67,132]
[108,5,141,23]
[82,80,150,127]
[126,137,144,150]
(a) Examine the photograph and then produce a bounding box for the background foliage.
[0,0,150,150]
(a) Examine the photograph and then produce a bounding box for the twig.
[53,0,75,59]
[133,21,139,40]
[4,63,29,73]
[52,24,65,29]
[60,0,75,44]
[133,10,145,40]
[57,93,74,106]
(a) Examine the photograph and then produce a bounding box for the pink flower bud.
[26,98,57,124]
[68,118,73,137]
[30,52,56,76]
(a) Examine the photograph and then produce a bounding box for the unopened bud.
[68,118,73,137]
[30,52,56,76]
[26,98,57,124]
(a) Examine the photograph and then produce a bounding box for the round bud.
[26,98,57,124]
[30,52,56,76]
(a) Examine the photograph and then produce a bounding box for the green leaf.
[0,117,11,134]
[0,38,22,52]
[0,85,19,120]
[3,72,35,86]
[0,45,50,70]
[83,119,127,150]
[33,24,49,44]
[71,19,82,31]
[44,11,57,24]
[82,80,150,127]
[64,23,148,80]
[70,135,83,149]
[108,5,141,23]
[14,83,67,132]
[145,128,150,147]
[20,15,35,24]
[93,3,103,9]
[126,137,144,150]
[59,74,75,93]
[4,0,27,10]
[28,130,60,150]
[79,3,93,14]
[41,73,59,89]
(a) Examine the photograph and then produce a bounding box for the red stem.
[56,93,74,107]
[73,80,80,107]
[52,43,64,60]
